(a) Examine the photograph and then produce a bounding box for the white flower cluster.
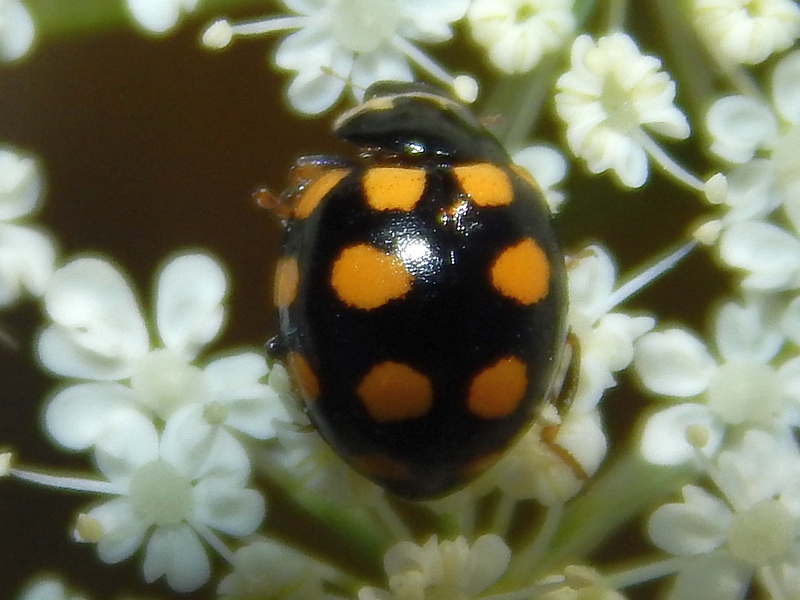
[627,46,800,600]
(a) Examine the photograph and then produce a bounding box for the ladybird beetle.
[267,82,570,499]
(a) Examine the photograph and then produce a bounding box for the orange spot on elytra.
[467,356,528,418]
[363,166,426,211]
[273,257,299,308]
[294,169,349,219]
[357,361,433,422]
[453,163,513,207]
[490,238,550,304]
[287,352,320,401]
[331,244,412,309]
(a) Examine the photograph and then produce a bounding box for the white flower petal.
[285,68,348,115]
[203,352,287,438]
[572,355,616,411]
[585,313,656,373]
[0,148,42,219]
[0,223,56,306]
[714,298,783,363]
[143,524,210,592]
[156,253,227,359]
[706,95,777,163]
[94,413,160,483]
[567,244,617,321]
[723,159,782,222]
[349,49,413,97]
[512,144,568,212]
[399,0,469,42]
[0,0,35,61]
[44,382,137,450]
[634,329,716,397]
[719,220,800,290]
[773,50,800,125]
[160,405,250,482]
[513,144,568,190]
[204,351,269,391]
[715,428,796,507]
[274,25,339,71]
[465,534,511,593]
[668,553,750,600]
[648,484,731,556]
[639,403,723,465]
[39,257,149,379]
[125,0,197,34]
[191,480,265,536]
[88,497,149,563]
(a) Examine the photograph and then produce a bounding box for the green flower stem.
[506,453,694,585]
[24,0,269,39]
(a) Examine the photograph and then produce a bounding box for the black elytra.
[267,81,571,499]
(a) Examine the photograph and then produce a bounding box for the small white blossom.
[202,0,472,115]
[467,0,575,74]
[691,0,800,65]
[647,429,800,600]
[9,408,266,593]
[0,147,55,307]
[0,0,35,61]
[635,297,800,464]
[125,0,199,35]
[512,144,569,212]
[77,408,263,592]
[358,535,511,600]
[555,33,690,188]
[218,539,331,600]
